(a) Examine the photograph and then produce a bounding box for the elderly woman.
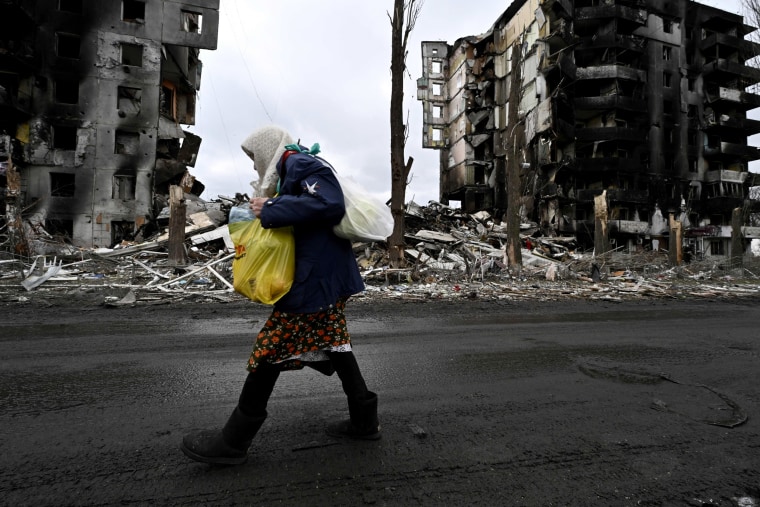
[181,125,380,465]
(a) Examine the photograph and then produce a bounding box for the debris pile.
[2,199,760,305]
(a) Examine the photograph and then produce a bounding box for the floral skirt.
[246,300,352,374]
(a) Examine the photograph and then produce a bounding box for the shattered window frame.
[112,174,136,200]
[56,32,81,59]
[52,125,78,150]
[58,0,82,13]
[160,81,177,120]
[181,10,202,34]
[111,220,136,245]
[45,218,74,241]
[50,172,76,197]
[120,43,143,67]
[122,0,146,23]
[54,78,79,104]
[114,130,140,155]
[117,86,142,115]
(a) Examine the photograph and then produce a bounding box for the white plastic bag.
[332,171,393,242]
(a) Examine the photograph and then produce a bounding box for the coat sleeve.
[258,157,346,229]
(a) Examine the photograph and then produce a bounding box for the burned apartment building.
[1,0,218,251]
[418,0,760,261]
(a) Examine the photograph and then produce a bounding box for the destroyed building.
[418,0,760,261]
[1,0,219,251]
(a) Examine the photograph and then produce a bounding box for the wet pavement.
[1,297,759,506]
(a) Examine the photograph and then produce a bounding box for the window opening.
[122,0,146,22]
[45,219,74,241]
[111,221,135,246]
[181,10,202,34]
[58,0,82,13]
[160,82,176,119]
[50,172,75,197]
[113,174,136,200]
[121,43,143,67]
[54,79,79,104]
[117,86,142,115]
[56,33,81,59]
[115,130,140,155]
[53,126,77,150]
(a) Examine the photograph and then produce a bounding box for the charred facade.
[1,0,218,250]
[418,0,760,260]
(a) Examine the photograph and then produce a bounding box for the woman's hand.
[249,197,268,218]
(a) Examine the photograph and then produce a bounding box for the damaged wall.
[418,0,760,261]
[0,0,218,250]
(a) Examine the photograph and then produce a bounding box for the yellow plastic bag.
[228,219,295,304]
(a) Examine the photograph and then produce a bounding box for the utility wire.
[225,0,274,122]
[206,75,246,191]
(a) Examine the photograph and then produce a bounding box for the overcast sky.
[188,0,748,205]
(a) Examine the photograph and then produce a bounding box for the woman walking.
[180,125,380,465]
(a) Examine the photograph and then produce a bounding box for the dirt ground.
[1,290,759,506]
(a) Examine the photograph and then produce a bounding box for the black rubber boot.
[180,407,266,465]
[181,365,279,465]
[326,352,380,440]
[326,391,381,440]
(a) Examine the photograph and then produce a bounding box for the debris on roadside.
[1,199,759,305]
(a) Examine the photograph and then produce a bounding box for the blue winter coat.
[258,151,365,313]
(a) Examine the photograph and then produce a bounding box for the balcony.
[609,220,650,235]
[576,65,646,82]
[575,187,649,204]
[703,114,760,135]
[576,126,643,143]
[574,95,646,114]
[576,33,646,54]
[700,33,760,62]
[570,157,645,175]
[575,5,647,33]
[702,59,760,85]
[704,85,760,110]
[705,169,750,183]
[703,142,760,161]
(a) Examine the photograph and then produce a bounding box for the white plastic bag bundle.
[332,172,393,242]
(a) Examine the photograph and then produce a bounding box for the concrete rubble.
[2,199,760,305]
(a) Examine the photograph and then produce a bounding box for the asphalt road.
[1,296,759,506]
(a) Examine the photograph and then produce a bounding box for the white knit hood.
[241,125,294,197]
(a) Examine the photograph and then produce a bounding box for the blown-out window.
[181,10,202,34]
[121,43,143,67]
[50,172,75,197]
[122,0,145,22]
[56,33,81,59]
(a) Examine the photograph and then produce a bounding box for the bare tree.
[743,0,760,91]
[388,0,424,268]
[505,40,524,272]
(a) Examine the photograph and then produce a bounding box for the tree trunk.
[731,207,744,269]
[668,213,682,266]
[389,0,409,268]
[168,185,187,265]
[0,136,30,255]
[594,191,609,257]
[505,41,523,271]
